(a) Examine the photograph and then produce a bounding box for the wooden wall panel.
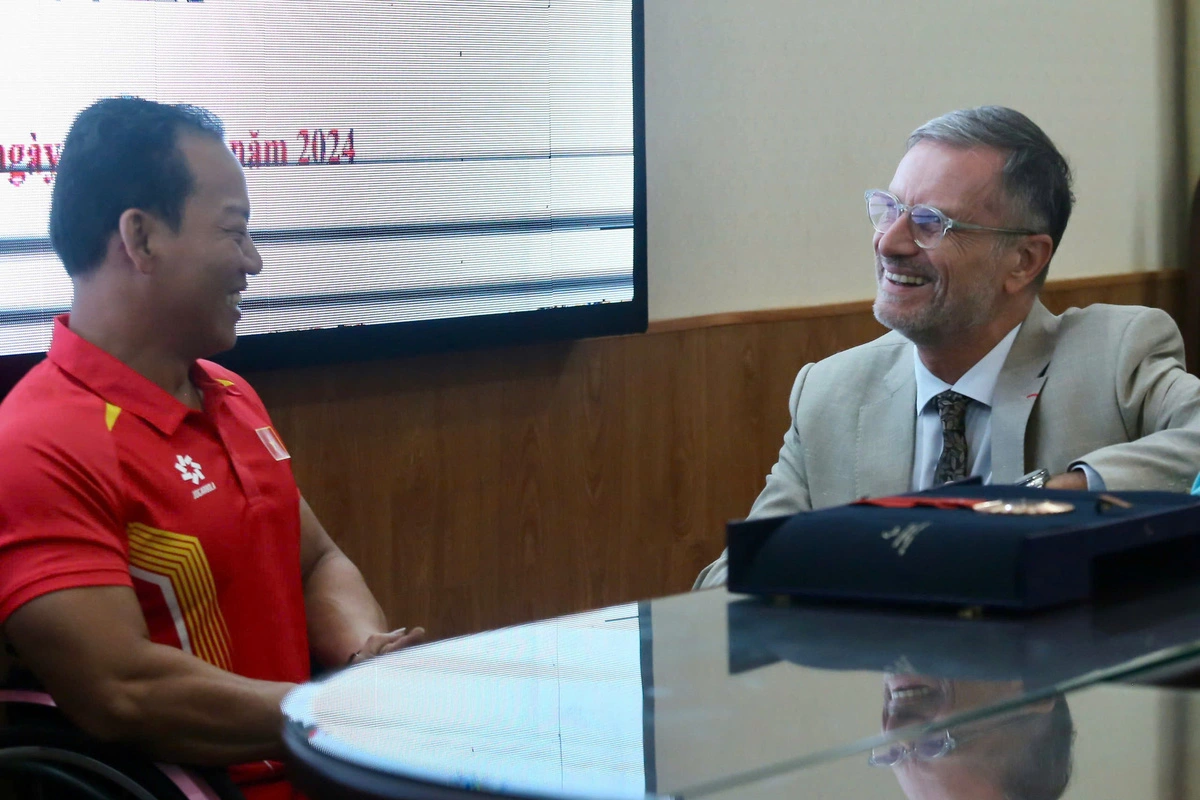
[245,270,1184,640]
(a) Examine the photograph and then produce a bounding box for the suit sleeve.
[693,364,816,589]
[1076,308,1200,492]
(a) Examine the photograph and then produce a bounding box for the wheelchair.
[0,689,245,800]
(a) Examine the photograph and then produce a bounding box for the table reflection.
[285,585,1200,800]
[708,683,1188,800]
[877,678,1072,800]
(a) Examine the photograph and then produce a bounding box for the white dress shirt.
[911,324,1102,491]
[911,325,1020,491]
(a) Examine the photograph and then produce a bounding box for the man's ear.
[116,209,160,276]
[1003,233,1054,294]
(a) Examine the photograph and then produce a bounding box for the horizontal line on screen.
[251,213,635,245]
[0,212,634,256]
[0,148,633,176]
[0,272,634,327]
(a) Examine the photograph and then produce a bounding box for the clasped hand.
[347,626,426,665]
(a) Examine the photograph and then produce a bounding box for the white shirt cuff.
[1071,462,1106,491]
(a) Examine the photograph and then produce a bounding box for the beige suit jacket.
[695,300,1200,589]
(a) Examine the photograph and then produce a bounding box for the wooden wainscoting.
[248,270,1183,640]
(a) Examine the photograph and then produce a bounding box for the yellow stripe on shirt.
[127,523,233,671]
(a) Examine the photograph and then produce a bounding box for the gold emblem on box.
[971,499,1075,515]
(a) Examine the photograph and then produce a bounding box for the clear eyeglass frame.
[868,730,956,767]
[868,708,1045,768]
[864,189,1042,250]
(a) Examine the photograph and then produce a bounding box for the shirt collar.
[47,315,230,436]
[914,322,1023,414]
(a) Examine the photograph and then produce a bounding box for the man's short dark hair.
[907,106,1075,283]
[49,97,226,277]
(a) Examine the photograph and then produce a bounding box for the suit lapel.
[855,344,917,498]
[990,300,1058,483]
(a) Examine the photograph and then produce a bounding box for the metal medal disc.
[972,499,1075,515]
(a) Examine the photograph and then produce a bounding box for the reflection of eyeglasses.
[868,710,1042,768]
[865,189,1042,250]
[868,729,956,767]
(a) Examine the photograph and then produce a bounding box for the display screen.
[0,0,644,365]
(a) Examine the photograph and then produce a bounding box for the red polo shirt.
[0,316,309,799]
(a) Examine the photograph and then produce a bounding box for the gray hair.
[997,696,1075,800]
[908,106,1075,274]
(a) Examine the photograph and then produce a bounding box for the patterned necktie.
[933,390,971,485]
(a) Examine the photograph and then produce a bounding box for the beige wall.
[645,0,1184,321]
[1187,0,1200,187]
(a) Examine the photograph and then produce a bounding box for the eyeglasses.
[868,730,956,767]
[868,709,1043,768]
[865,189,1042,250]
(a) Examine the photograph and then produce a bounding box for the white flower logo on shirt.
[175,455,205,485]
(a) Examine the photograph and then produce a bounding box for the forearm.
[1082,309,1200,492]
[98,646,293,765]
[1079,430,1200,492]
[304,550,388,667]
[5,587,294,767]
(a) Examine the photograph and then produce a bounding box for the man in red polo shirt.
[0,98,422,799]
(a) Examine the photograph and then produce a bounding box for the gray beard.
[872,284,997,347]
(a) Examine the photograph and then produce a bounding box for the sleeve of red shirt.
[0,414,133,625]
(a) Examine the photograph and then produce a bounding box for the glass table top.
[699,681,1194,800]
[283,583,1200,799]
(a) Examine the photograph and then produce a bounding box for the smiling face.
[881,674,1027,733]
[890,709,1055,800]
[872,142,1021,348]
[880,675,1067,800]
[148,132,263,359]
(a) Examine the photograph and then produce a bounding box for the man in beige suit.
[696,106,1200,589]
